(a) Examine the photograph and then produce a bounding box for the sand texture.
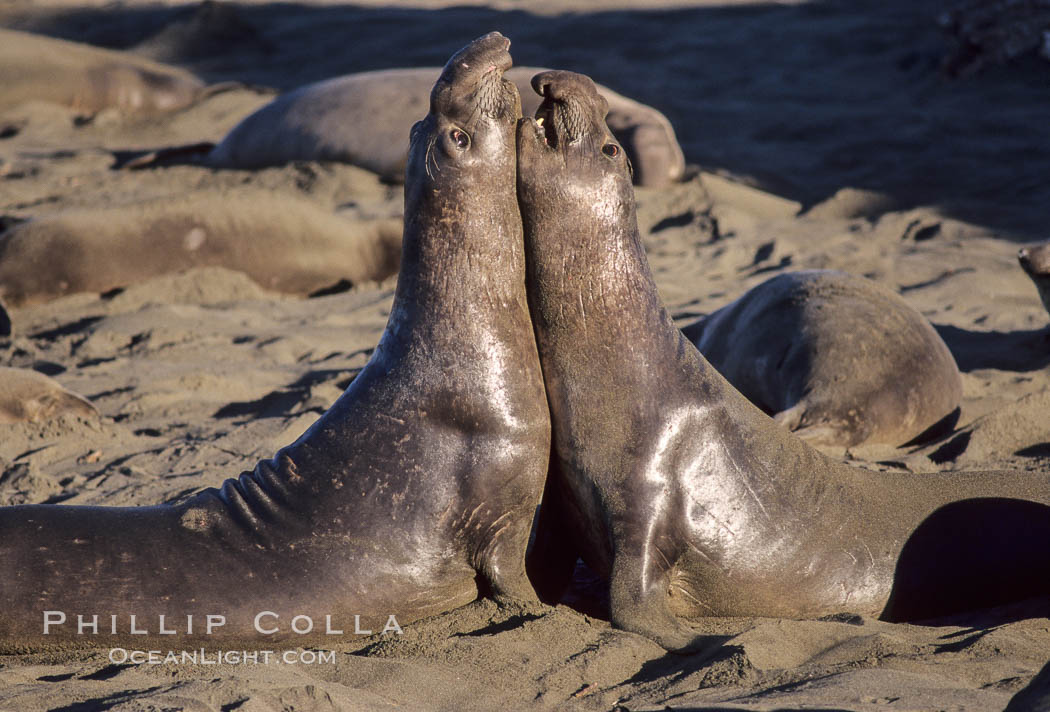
[0,1,1048,709]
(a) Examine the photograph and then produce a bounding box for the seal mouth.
[534,98,559,148]
[529,75,590,149]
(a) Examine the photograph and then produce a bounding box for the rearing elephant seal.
[682,270,963,448]
[518,70,1050,652]
[0,32,550,652]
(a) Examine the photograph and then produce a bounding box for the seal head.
[1018,242,1050,320]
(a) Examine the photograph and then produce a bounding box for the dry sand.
[0,0,1048,709]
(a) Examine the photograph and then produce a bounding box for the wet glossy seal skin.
[518,70,1050,652]
[0,32,550,652]
[1019,241,1050,321]
[682,269,963,448]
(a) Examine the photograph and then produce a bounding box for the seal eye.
[602,143,620,158]
[450,129,470,149]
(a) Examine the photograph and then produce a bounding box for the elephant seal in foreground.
[203,66,684,187]
[0,368,98,424]
[518,70,1050,652]
[682,270,962,448]
[0,29,205,116]
[1019,241,1050,321]
[0,32,550,652]
[0,191,401,306]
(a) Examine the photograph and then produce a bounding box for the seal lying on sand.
[0,29,205,116]
[682,270,963,448]
[0,32,550,652]
[1019,241,1050,321]
[0,368,98,424]
[0,191,401,307]
[518,70,1050,652]
[162,67,683,187]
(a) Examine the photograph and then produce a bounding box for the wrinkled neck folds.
[523,178,662,339]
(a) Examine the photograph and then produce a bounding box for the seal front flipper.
[609,540,704,653]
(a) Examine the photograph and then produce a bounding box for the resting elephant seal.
[1019,241,1050,321]
[0,29,205,116]
[204,66,684,187]
[0,191,401,307]
[518,70,1050,652]
[0,32,550,652]
[0,367,98,424]
[682,270,963,448]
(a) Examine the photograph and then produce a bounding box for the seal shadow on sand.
[934,323,1050,372]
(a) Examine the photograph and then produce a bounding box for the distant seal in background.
[202,66,684,187]
[1019,242,1050,321]
[518,69,1050,652]
[682,270,963,448]
[0,367,98,424]
[0,28,205,116]
[0,32,551,651]
[0,190,402,306]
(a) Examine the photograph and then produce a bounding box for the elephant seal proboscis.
[0,367,98,424]
[1019,241,1050,321]
[0,32,550,652]
[682,269,963,448]
[0,190,402,307]
[160,67,683,187]
[0,29,205,116]
[517,69,1050,652]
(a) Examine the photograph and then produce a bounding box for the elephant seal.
[1019,241,1050,321]
[0,32,550,652]
[202,66,684,187]
[0,368,98,424]
[518,70,1050,652]
[682,270,963,448]
[0,29,205,116]
[0,190,401,306]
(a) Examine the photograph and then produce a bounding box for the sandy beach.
[1,0,1049,709]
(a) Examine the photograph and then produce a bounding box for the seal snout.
[448,32,513,76]
[529,71,607,149]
